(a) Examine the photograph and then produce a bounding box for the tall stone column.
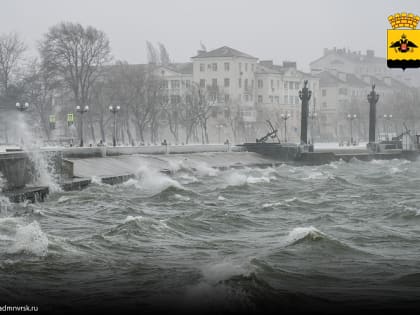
[367,84,379,144]
[299,80,312,144]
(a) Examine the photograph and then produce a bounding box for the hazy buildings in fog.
[152,46,318,143]
[310,48,415,143]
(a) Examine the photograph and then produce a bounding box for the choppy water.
[1,157,420,313]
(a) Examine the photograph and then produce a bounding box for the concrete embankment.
[67,152,280,179]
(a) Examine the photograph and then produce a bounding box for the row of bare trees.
[0,22,228,145]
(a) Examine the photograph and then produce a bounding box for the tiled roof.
[166,62,193,74]
[191,46,257,59]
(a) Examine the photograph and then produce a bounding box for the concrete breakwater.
[0,144,249,202]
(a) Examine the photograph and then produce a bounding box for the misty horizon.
[2,0,420,71]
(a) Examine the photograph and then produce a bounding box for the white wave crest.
[123,165,183,195]
[173,194,191,201]
[202,261,248,284]
[192,162,219,177]
[262,201,282,208]
[282,226,324,246]
[6,221,49,257]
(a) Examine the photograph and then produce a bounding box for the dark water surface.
[1,158,420,313]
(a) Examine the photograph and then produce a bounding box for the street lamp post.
[216,124,225,144]
[347,114,357,145]
[109,105,121,147]
[280,113,291,143]
[16,102,29,112]
[308,112,318,144]
[383,114,393,140]
[76,105,89,147]
[16,102,29,147]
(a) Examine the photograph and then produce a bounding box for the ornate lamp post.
[280,113,291,143]
[16,102,29,147]
[308,112,318,144]
[109,105,120,147]
[215,123,225,144]
[298,80,312,144]
[383,114,393,140]
[346,114,357,145]
[367,84,379,144]
[76,105,89,147]
[16,102,29,112]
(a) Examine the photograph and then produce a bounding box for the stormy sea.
[1,156,420,313]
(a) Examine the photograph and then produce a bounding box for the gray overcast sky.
[1,0,420,71]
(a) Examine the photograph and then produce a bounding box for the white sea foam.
[282,226,324,246]
[193,162,219,177]
[123,215,143,223]
[217,195,226,201]
[202,261,248,284]
[57,196,71,203]
[224,171,271,187]
[6,221,49,257]
[173,194,191,201]
[124,165,183,195]
[178,173,199,184]
[91,176,105,185]
[262,202,282,208]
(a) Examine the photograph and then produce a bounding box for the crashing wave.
[0,219,49,257]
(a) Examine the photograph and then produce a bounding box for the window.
[258,80,263,88]
[224,62,230,71]
[163,95,169,103]
[244,79,248,89]
[251,64,254,72]
[245,63,248,72]
[258,95,263,103]
[245,94,249,101]
[277,80,280,89]
[271,80,274,89]
[251,80,254,88]
[224,78,230,87]
[207,64,211,69]
[295,82,299,89]
[171,80,180,89]
[186,80,191,88]
[322,102,327,108]
[289,82,294,89]
[170,95,180,104]
[284,81,288,89]
[239,63,242,72]
[224,94,230,103]
[269,96,273,103]
[200,64,205,72]
[284,96,288,104]
[212,78,217,87]
[289,96,294,104]
[295,96,299,104]
[212,63,218,71]
[275,96,280,104]
[238,78,242,88]
[322,89,327,96]
[163,80,169,89]
[338,87,348,95]
[186,95,192,103]
[200,79,206,88]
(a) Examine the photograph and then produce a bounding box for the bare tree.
[0,32,26,95]
[146,41,158,65]
[39,22,111,144]
[158,43,171,66]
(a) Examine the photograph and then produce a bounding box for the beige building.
[254,61,319,142]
